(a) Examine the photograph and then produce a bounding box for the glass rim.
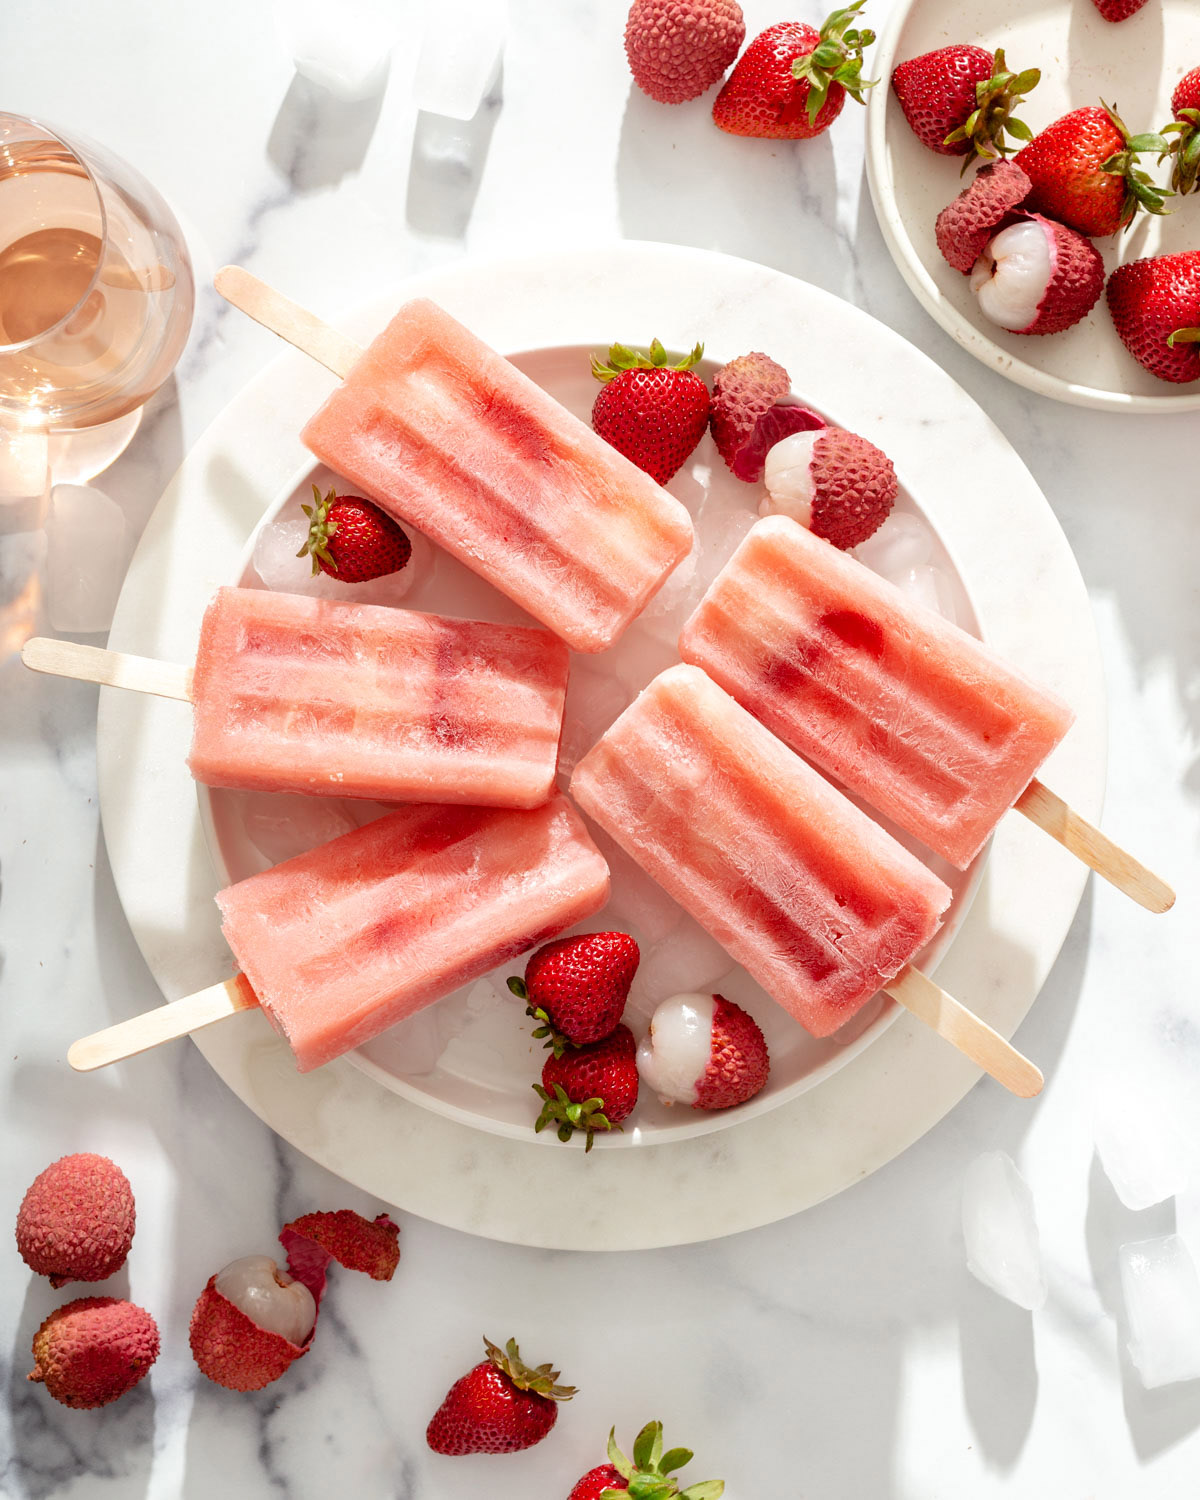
[0,110,109,356]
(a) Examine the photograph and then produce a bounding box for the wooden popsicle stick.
[67,976,260,1072]
[884,966,1043,1099]
[22,637,193,701]
[214,265,363,379]
[1016,778,1175,915]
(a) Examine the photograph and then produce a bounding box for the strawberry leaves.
[1162,109,1200,196]
[532,1083,619,1152]
[791,1,877,124]
[1098,100,1173,224]
[601,1421,725,1500]
[298,484,340,576]
[942,48,1040,171]
[591,339,704,383]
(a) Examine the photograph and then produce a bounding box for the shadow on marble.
[267,72,387,194]
[957,1277,1038,1470]
[406,71,504,242]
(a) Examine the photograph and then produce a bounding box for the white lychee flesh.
[214,1255,317,1346]
[636,993,715,1105]
[969,220,1051,332]
[761,430,822,526]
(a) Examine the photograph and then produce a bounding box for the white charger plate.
[97,242,1104,1248]
[866,0,1200,411]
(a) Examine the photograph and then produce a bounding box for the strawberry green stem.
[591,339,704,383]
[791,1,878,125]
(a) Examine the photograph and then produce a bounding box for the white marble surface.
[1,1,1197,1496]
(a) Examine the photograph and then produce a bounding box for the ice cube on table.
[1120,1235,1200,1388]
[275,0,399,100]
[252,509,426,604]
[45,484,133,634]
[962,1151,1047,1310]
[1095,1097,1187,1211]
[414,0,508,120]
[239,791,359,865]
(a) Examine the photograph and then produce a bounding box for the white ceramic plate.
[97,242,1104,1248]
[866,0,1200,411]
[198,345,983,1148]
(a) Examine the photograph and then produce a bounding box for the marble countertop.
[2,1,1197,1495]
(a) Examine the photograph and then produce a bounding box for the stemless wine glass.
[0,112,194,430]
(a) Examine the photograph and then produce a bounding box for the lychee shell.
[809,429,898,549]
[29,1296,159,1409]
[710,351,791,473]
[16,1153,135,1288]
[189,1278,308,1392]
[625,0,746,105]
[935,160,1032,275]
[1022,214,1104,335]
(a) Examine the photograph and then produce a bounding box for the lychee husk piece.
[942,48,1041,172]
[16,1153,136,1289]
[483,1336,576,1401]
[30,1296,159,1409]
[189,1278,308,1392]
[280,1210,400,1294]
[710,351,794,479]
[935,159,1032,274]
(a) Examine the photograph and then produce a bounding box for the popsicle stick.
[21,637,193,701]
[214,265,363,379]
[884,966,1043,1099]
[1016,778,1175,915]
[67,976,260,1072]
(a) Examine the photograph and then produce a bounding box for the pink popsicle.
[300,298,694,653]
[188,587,568,808]
[217,794,610,1071]
[679,516,1075,869]
[570,665,951,1037]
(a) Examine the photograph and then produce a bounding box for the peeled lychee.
[709,351,826,482]
[935,159,1032,274]
[16,1153,135,1288]
[637,992,769,1109]
[969,214,1103,335]
[625,0,746,105]
[762,427,897,549]
[29,1296,159,1409]
[190,1260,313,1392]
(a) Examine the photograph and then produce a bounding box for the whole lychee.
[29,1296,159,1409]
[637,992,770,1109]
[762,427,897,549]
[709,351,825,482]
[17,1153,135,1287]
[969,214,1103,335]
[189,1257,316,1392]
[625,0,746,105]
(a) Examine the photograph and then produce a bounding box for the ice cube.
[558,665,629,776]
[0,415,49,531]
[1120,1235,1200,1388]
[962,1150,1047,1310]
[854,511,934,577]
[413,0,508,120]
[45,484,133,634]
[638,919,735,1004]
[240,791,358,865]
[275,0,399,100]
[1095,1098,1187,1212]
[251,508,427,604]
[889,563,957,623]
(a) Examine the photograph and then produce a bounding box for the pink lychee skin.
[1011,214,1105,335]
[693,995,770,1110]
[808,429,898,549]
[625,0,746,105]
[935,159,1032,275]
[189,1279,308,1393]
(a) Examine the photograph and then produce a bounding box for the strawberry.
[1014,102,1171,236]
[508,931,640,1053]
[891,46,1039,166]
[1164,67,1200,195]
[426,1336,575,1456]
[1089,0,1149,18]
[299,485,411,582]
[535,1025,639,1150]
[591,341,710,485]
[1106,251,1200,383]
[568,1421,725,1500]
[712,4,876,141]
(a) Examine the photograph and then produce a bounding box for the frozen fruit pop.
[679,515,1075,870]
[188,587,567,808]
[570,665,952,1038]
[299,296,694,652]
[216,795,610,1072]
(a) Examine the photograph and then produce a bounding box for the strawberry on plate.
[712,3,876,140]
[535,1025,640,1150]
[891,45,1039,166]
[1014,102,1171,236]
[591,340,710,485]
[1106,250,1200,383]
[299,485,412,582]
[427,1336,575,1456]
[1089,0,1150,18]
[1164,67,1200,195]
[508,931,640,1053]
[568,1420,725,1500]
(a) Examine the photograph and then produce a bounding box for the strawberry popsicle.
[678,516,1075,869]
[188,587,568,808]
[217,794,610,1071]
[569,665,952,1037]
[300,298,694,653]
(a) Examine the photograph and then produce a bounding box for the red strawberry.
[1165,67,1200,194]
[509,931,640,1052]
[300,486,411,582]
[712,4,876,141]
[591,340,710,485]
[1106,251,1200,383]
[1014,103,1171,236]
[1089,0,1149,18]
[426,1336,575,1456]
[536,1025,639,1150]
[891,46,1039,165]
[568,1420,725,1500]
